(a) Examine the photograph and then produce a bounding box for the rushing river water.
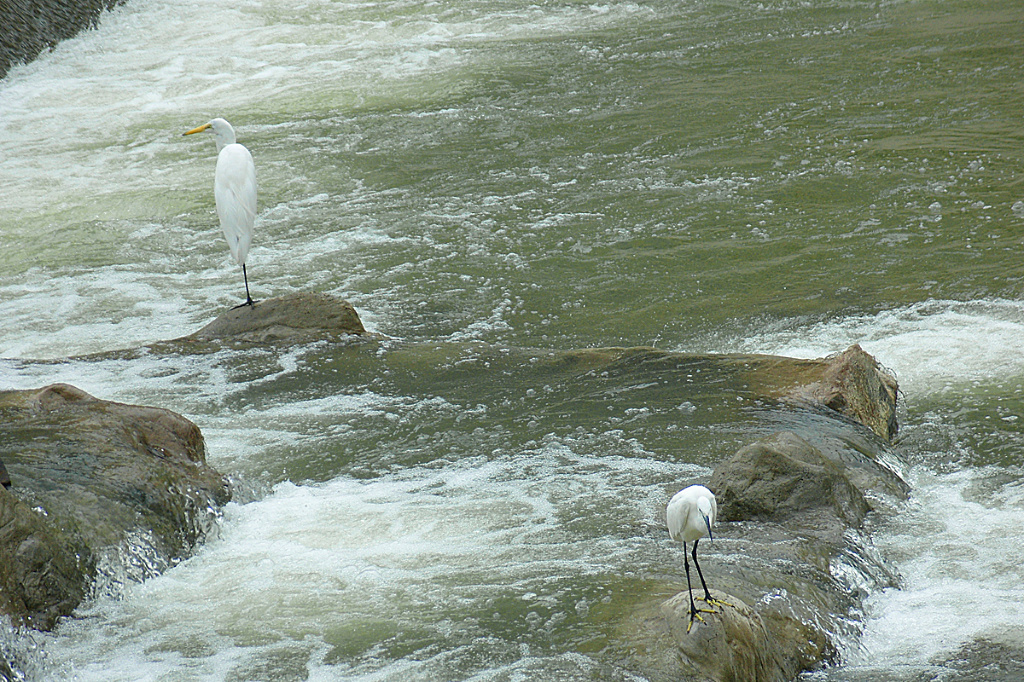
[2,0,1024,679]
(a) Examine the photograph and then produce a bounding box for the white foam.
[0,0,656,220]
[41,440,701,679]
[844,466,1024,669]
[0,268,201,360]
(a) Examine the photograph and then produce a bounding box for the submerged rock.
[180,292,368,344]
[933,635,1024,681]
[0,384,230,630]
[547,343,897,441]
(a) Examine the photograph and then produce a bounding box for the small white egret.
[184,118,257,308]
[667,484,730,631]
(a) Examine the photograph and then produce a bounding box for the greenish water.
[1,0,1024,679]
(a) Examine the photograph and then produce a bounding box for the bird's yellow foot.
[688,602,720,630]
[686,606,717,633]
[698,595,733,610]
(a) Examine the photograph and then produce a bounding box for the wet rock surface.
[0,384,230,630]
[934,636,1024,682]
[621,345,906,682]
[711,431,873,531]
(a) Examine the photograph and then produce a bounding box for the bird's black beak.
[704,514,713,542]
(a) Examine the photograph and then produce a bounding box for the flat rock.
[181,292,367,344]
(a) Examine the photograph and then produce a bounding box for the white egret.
[667,484,729,631]
[184,118,257,308]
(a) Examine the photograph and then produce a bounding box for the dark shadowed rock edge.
[0,0,128,80]
[1,293,908,682]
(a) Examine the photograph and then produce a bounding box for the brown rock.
[625,587,832,682]
[709,431,871,530]
[660,589,820,682]
[0,384,230,630]
[786,344,899,441]
[182,292,366,344]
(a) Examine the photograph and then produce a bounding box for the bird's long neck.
[213,129,236,153]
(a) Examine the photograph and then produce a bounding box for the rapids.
[2,0,1024,679]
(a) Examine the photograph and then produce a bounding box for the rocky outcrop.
[0,0,127,79]
[0,384,230,630]
[622,347,905,682]
[4,293,905,681]
[784,344,899,441]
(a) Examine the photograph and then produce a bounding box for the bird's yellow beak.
[183,123,211,136]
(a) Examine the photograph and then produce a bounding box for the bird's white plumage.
[213,142,256,266]
[666,484,717,544]
[185,117,257,305]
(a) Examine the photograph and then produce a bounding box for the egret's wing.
[214,144,257,266]
[666,493,685,541]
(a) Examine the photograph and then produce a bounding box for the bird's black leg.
[242,263,255,306]
[692,539,712,602]
[683,540,715,632]
[232,263,256,309]
[692,539,733,610]
[684,541,697,615]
